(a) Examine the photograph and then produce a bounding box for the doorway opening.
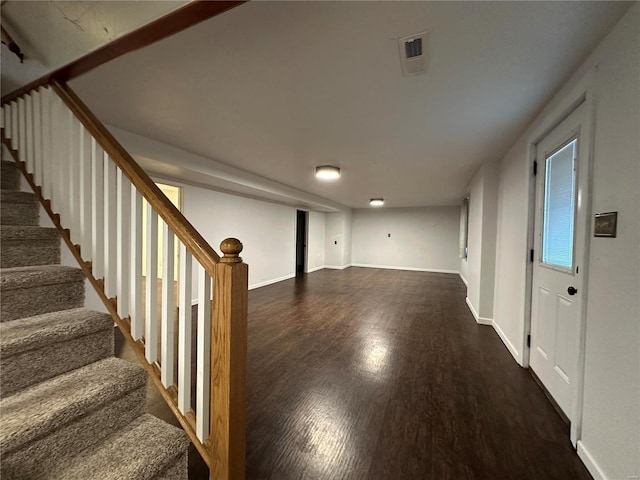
[295,210,308,276]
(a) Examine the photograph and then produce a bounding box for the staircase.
[0,159,190,479]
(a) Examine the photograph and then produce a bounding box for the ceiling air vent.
[398,32,427,76]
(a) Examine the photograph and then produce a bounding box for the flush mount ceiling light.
[369,198,385,207]
[315,165,341,180]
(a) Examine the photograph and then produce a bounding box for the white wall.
[324,211,352,269]
[108,125,334,289]
[492,4,639,479]
[463,162,499,322]
[307,211,326,272]
[578,6,639,479]
[351,207,460,273]
[182,184,301,290]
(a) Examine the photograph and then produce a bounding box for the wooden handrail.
[50,80,221,271]
[0,1,245,105]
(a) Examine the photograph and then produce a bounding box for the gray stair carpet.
[0,190,40,226]
[1,225,60,267]
[0,158,188,479]
[0,265,85,321]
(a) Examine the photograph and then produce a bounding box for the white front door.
[530,101,589,420]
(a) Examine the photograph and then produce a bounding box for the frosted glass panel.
[542,139,577,269]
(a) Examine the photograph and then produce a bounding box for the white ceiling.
[1,0,187,94]
[64,2,631,209]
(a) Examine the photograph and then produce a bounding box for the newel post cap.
[220,238,243,263]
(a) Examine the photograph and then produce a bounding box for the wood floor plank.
[117,267,592,479]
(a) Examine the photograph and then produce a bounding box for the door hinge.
[530,249,534,262]
[527,334,531,348]
[533,160,538,176]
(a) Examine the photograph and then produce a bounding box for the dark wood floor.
[116,267,592,480]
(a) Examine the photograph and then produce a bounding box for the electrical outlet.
[388,233,391,237]
[334,240,337,245]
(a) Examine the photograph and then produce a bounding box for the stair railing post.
[210,238,248,480]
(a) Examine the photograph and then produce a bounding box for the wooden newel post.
[210,238,248,480]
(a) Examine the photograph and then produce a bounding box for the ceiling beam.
[1,0,245,104]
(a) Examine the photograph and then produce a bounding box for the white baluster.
[78,127,92,253]
[17,98,26,162]
[117,169,131,319]
[1,104,6,131]
[32,89,42,187]
[10,101,18,150]
[25,94,34,174]
[40,88,52,201]
[52,94,67,217]
[161,223,176,388]
[104,154,118,297]
[196,265,211,441]
[91,139,105,280]
[178,245,193,414]
[145,204,159,363]
[130,189,144,340]
[67,115,80,244]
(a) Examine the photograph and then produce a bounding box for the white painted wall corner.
[492,320,521,363]
[465,297,493,325]
[352,263,459,275]
[324,264,352,270]
[577,441,608,480]
[249,273,296,290]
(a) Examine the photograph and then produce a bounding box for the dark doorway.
[295,210,308,276]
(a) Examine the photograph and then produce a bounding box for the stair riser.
[0,241,60,268]
[1,329,114,397]
[1,281,84,322]
[0,386,146,480]
[155,452,188,480]
[1,171,19,191]
[0,203,39,226]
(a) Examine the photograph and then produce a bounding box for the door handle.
[567,286,578,295]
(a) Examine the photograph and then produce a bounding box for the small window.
[542,139,577,270]
[459,196,470,259]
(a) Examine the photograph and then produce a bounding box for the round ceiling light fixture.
[315,165,341,180]
[369,198,385,207]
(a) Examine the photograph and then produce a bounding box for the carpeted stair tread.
[0,190,37,204]
[0,308,114,397]
[0,265,83,291]
[0,225,59,241]
[0,308,112,357]
[47,414,189,480]
[0,357,146,453]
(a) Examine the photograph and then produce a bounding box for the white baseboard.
[324,264,351,270]
[492,319,520,362]
[577,441,608,480]
[306,265,325,273]
[465,297,493,325]
[459,272,468,287]
[351,263,459,275]
[249,273,296,290]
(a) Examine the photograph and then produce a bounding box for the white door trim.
[523,67,596,447]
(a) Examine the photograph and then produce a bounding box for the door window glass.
[542,139,577,269]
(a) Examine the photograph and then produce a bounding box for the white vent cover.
[398,32,427,76]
